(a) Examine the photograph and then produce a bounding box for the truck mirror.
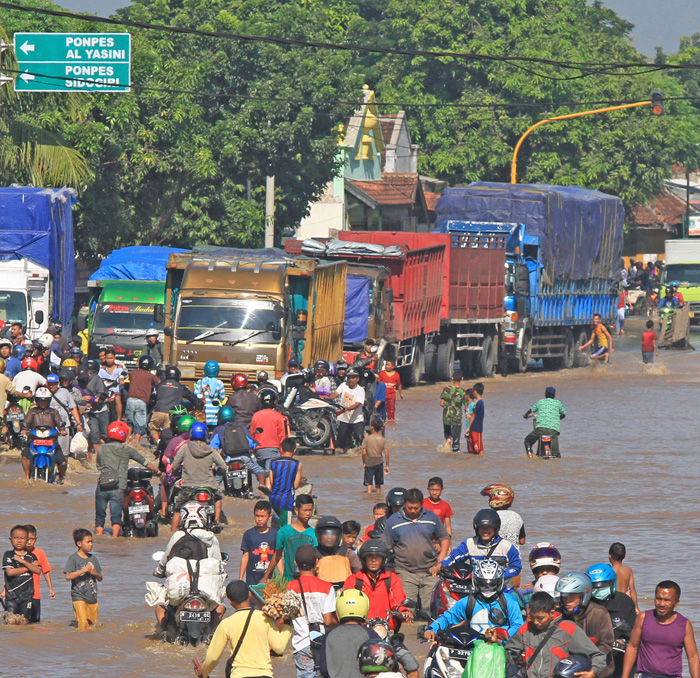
[273,302,284,320]
[163,326,173,337]
[34,310,44,325]
[265,321,278,334]
[153,304,164,324]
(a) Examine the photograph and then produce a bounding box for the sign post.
[13,32,131,93]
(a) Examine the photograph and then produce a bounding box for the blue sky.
[57,0,700,57]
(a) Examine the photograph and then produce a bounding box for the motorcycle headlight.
[447,667,463,678]
[373,623,388,639]
[36,429,50,439]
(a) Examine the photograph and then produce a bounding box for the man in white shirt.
[325,369,365,455]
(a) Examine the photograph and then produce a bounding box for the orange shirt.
[30,546,51,599]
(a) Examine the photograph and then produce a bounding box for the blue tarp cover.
[344,275,370,343]
[435,182,624,281]
[90,246,187,282]
[0,187,77,325]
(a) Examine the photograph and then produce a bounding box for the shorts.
[175,486,223,510]
[364,463,384,487]
[255,447,281,473]
[149,411,170,435]
[337,421,365,449]
[591,345,609,358]
[467,430,483,454]
[125,398,148,435]
[72,600,99,630]
[5,595,33,618]
[642,351,654,364]
[87,410,109,444]
[22,445,66,466]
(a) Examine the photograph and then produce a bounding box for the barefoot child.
[378,360,403,421]
[609,542,639,613]
[2,524,41,620]
[65,528,103,630]
[361,419,389,494]
[423,476,454,540]
[465,382,485,456]
[641,319,658,372]
[25,524,55,623]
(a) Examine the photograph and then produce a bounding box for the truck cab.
[661,239,700,323]
[87,280,165,367]
[0,259,49,335]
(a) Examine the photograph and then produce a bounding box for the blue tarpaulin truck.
[436,182,624,372]
[0,187,77,336]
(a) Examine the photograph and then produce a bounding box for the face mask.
[592,586,610,602]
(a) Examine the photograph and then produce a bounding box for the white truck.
[663,239,700,324]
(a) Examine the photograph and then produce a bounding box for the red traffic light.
[651,91,665,116]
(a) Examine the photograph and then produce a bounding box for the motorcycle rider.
[312,360,333,397]
[343,539,419,678]
[523,387,566,458]
[46,372,82,459]
[21,386,68,482]
[12,357,47,396]
[250,390,288,489]
[515,542,562,610]
[441,508,522,587]
[158,413,196,521]
[194,361,226,429]
[225,374,261,430]
[0,357,19,439]
[145,329,164,368]
[209,405,264,486]
[170,421,227,533]
[556,571,615,677]
[149,366,203,443]
[333,359,348,389]
[585,563,637,677]
[125,354,160,448]
[480,483,526,547]
[358,639,401,678]
[153,502,227,630]
[0,338,21,379]
[314,516,361,587]
[424,560,524,644]
[84,358,110,456]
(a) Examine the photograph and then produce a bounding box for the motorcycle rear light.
[230,462,241,470]
[133,490,144,500]
[196,493,209,502]
[184,599,203,611]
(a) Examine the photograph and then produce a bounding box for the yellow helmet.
[0,357,5,373]
[336,588,370,622]
[62,358,78,368]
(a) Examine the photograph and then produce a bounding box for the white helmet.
[534,574,561,600]
[0,338,12,349]
[473,559,505,601]
[529,542,562,575]
[38,333,54,349]
[179,501,208,532]
[35,386,52,400]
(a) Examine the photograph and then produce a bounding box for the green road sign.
[13,32,131,92]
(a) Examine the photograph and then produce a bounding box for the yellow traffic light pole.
[510,100,653,184]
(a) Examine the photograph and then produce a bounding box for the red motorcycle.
[122,467,158,537]
[430,563,472,618]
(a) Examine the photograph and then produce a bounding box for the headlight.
[447,667,463,678]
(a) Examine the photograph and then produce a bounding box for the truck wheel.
[409,344,423,386]
[514,333,532,373]
[423,343,438,382]
[574,329,590,367]
[477,335,495,378]
[460,352,476,377]
[561,330,575,369]
[435,339,455,382]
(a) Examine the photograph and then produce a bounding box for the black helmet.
[259,388,278,407]
[553,655,592,678]
[358,539,390,567]
[314,359,328,372]
[315,516,343,556]
[138,354,155,370]
[336,359,348,370]
[473,508,501,539]
[86,358,100,372]
[58,368,74,382]
[165,365,181,381]
[368,516,387,539]
[386,487,407,514]
[358,639,398,675]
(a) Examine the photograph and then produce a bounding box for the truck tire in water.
[477,335,495,378]
[423,343,438,382]
[510,332,531,373]
[560,330,575,369]
[436,339,455,382]
[574,328,591,367]
[409,344,423,386]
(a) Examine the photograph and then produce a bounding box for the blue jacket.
[442,535,522,580]
[209,423,257,456]
[427,591,523,637]
[4,356,21,380]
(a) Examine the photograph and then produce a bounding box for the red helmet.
[21,357,38,372]
[107,421,129,442]
[231,373,248,389]
[480,483,514,509]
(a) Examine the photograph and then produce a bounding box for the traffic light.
[651,91,665,116]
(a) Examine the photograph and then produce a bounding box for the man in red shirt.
[250,390,289,492]
[344,539,418,678]
[423,476,454,540]
[641,319,658,372]
[378,360,403,421]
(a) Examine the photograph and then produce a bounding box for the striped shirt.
[383,508,449,573]
[195,377,226,426]
[269,457,300,512]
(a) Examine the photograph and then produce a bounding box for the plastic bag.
[70,431,89,456]
[464,640,506,678]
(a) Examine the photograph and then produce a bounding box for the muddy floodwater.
[3,316,700,676]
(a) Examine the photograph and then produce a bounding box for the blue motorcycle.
[28,426,59,483]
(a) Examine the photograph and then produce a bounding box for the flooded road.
[3,316,700,676]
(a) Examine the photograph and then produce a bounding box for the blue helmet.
[14,345,26,361]
[204,360,220,377]
[553,655,592,678]
[189,421,208,441]
[46,373,60,384]
[585,563,617,602]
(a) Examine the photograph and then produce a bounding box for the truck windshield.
[176,297,280,344]
[93,302,164,332]
[663,264,700,286]
[0,292,26,325]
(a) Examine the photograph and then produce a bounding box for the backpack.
[222,423,250,457]
[465,593,510,627]
[316,554,352,586]
[168,532,208,562]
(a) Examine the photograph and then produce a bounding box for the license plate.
[180,610,211,622]
[129,505,147,514]
[6,412,23,421]
[450,584,470,595]
[449,649,470,660]
[227,471,247,479]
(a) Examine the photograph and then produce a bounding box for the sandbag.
[145,581,168,607]
[165,556,226,605]
[464,640,506,678]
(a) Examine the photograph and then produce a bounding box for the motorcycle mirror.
[414,609,433,622]
[221,552,229,562]
[152,551,165,561]
[402,598,417,608]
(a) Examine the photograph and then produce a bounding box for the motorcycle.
[418,623,482,678]
[430,564,472,619]
[279,371,338,450]
[182,487,218,533]
[367,599,415,661]
[220,454,254,499]
[28,425,59,483]
[532,414,559,459]
[4,399,27,450]
[122,467,159,538]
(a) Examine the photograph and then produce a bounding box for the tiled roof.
[632,190,686,227]
[382,173,419,200]
[424,191,440,212]
[346,179,415,207]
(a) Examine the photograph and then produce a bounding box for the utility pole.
[265,174,275,248]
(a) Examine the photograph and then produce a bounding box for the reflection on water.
[2,318,699,676]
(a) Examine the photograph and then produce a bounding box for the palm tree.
[0,25,92,189]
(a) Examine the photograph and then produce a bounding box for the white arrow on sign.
[19,41,35,56]
[19,71,35,83]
